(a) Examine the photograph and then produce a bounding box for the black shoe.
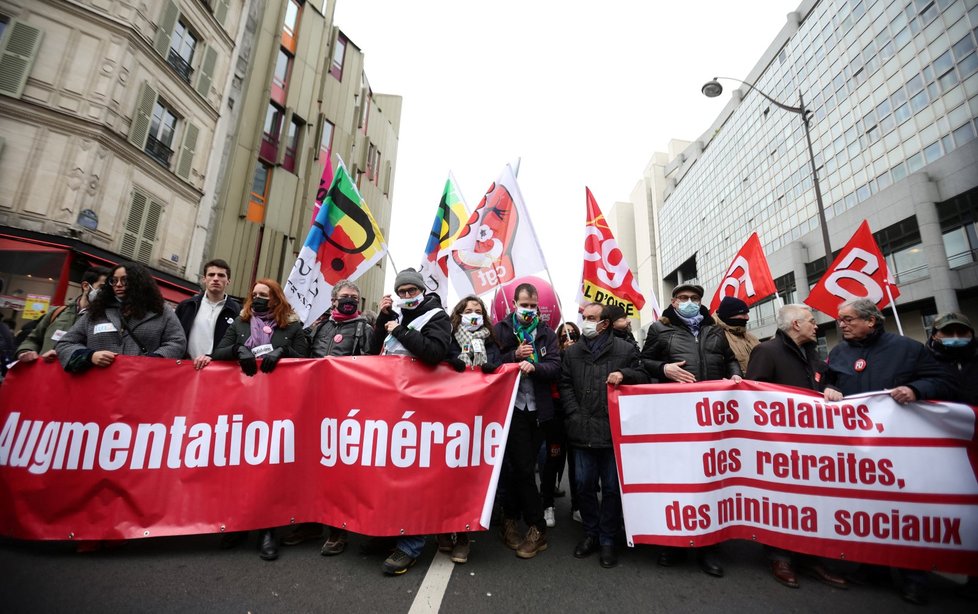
[658,547,682,567]
[599,545,618,568]
[697,551,723,577]
[554,487,566,498]
[219,531,246,549]
[258,530,278,561]
[574,535,599,558]
[901,580,929,606]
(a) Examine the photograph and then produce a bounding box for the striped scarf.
[512,313,539,363]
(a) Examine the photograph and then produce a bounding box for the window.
[318,117,334,160]
[146,99,178,167]
[271,48,291,104]
[260,103,284,163]
[283,0,301,52]
[247,163,271,223]
[167,20,197,83]
[283,117,301,173]
[121,189,164,263]
[0,18,43,99]
[330,33,347,80]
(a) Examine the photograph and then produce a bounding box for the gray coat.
[56,305,186,372]
[309,315,373,357]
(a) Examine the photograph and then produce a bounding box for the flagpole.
[885,282,905,336]
[386,251,399,274]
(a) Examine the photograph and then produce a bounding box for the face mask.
[252,298,270,314]
[720,316,748,328]
[940,337,971,348]
[396,294,423,310]
[581,321,604,339]
[87,286,100,303]
[676,300,700,318]
[336,297,359,316]
[516,307,537,322]
[462,313,483,331]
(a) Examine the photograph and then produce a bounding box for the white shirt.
[188,294,227,358]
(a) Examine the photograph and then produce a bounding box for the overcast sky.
[333,0,801,318]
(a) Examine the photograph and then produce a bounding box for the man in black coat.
[175,259,241,370]
[560,302,648,568]
[926,312,978,405]
[494,282,561,560]
[746,304,847,590]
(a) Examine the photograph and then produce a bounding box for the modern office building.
[618,0,978,346]
[208,0,400,308]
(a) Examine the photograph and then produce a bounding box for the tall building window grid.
[283,0,301,53]
[283,116,302,174]
[247,162,272,223]
[659,0,978,287]
[260,103,284,163]
[271,47,292,105]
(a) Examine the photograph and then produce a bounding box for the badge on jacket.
[93,323,118,334]
[854,358,867,372]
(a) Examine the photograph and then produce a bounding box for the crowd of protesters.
[4,259,977,605]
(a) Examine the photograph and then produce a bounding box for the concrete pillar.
[790,240,810,303]
[910,173,959,313]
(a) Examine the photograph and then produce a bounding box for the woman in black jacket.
[212,278,309,561]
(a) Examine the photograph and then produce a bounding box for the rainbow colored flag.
[418,174,469,306]
[285,158,387,325]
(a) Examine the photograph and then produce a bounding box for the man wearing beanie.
[606,304,639,350]
[714,296,760,373]
[368,267,452,575]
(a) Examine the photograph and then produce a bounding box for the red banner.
[708,233,777,313]
[609,380,978,574]
[805,220,900,318]
[0,358,519,541]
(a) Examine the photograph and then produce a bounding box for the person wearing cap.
[927,312,978,405]
[746,304,847,590]
[606,304,639,350]
[714,296,759,373]
[368,267,452,576]
[640,282,742,577]
[823,298,952,605]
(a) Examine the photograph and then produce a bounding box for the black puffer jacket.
[641,305,742,381]
[927,337,978,405]
[560,333,649,448]
[369,293,451,365]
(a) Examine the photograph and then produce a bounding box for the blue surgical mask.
[940,337,970,348]
[677,300,700,318]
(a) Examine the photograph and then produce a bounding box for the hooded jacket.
[641,305,742,381]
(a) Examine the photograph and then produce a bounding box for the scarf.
[246,313,277,349]
[677,311,705,338]
[512,313,539,363]
[330,308,359,322]
[584,331,610,356]
[454,326,491,366]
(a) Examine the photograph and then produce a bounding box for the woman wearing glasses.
[56,262,186,372]
[211,278,309,561]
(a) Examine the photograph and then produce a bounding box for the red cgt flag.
[804,220,900,318]
[708,233,777,313]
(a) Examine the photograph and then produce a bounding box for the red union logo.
[825,248,884,303]
[718,256,756,299]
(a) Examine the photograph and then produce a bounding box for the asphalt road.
[0,492,972,614]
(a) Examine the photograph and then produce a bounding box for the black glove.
[446,357,466,372]
[260,348,284,373]
[237,346,257,377]
[480,362,500,374]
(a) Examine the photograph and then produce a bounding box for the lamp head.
[701,79,723,98]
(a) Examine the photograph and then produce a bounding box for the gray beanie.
[394,268,425,292]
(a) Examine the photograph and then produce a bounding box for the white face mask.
[396,294,424,310]
[462,313,483,331]
[581,321,600,339]
[87,285,100,303]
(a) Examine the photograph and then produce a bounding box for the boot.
[258,529,278,561]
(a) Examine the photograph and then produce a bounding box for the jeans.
[501,409,545,530]
[397,535,425,558]
[573,446,621,547]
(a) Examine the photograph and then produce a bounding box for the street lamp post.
[702,77,833,268]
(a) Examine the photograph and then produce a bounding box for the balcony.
[167,49,194,84]
[145,135,173,168]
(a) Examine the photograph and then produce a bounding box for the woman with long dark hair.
[212,278,308,560]
[56,262,186,372]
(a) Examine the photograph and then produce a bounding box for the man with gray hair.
[746,304,846,589]
[821,297,951,605]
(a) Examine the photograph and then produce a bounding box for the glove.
[260,348,284,373]
[237,346,257,377]
[480,362,500,374]
[446,357,466,372]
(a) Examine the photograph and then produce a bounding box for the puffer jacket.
[56,304,187,372]
[309,315,373,357]
[212,315,309,360]
[560,332,649,448]
[641,305,742,381]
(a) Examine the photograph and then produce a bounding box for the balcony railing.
[145,134,174,168]
[167,49,194,83]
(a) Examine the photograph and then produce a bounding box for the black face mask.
[720,316,748,328]
[336,297,359,315]
[252,298,270,314]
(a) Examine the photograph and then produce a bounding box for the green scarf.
[512,313,539,363]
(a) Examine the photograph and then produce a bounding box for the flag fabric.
[418,174,469,307]
[285,158,388,326]
[708,233,778,313]
[804,220,900,318]
[448,164,548,296]
[578,188,649,318]
[310,151,335,226]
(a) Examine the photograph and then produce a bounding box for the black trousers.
[501,408,545,531]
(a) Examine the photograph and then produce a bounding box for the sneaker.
[501,519,521,550]
[320,529,347,556]
[450,533,470,564]
[543,507,556,528]
[437,533,454,553]
[572,509,583,523]
[282,523,322,546]
[515,526,548,559]
[382,548,417,575]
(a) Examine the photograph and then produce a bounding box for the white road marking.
[408,552,456,614]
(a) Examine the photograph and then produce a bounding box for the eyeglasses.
[836,316,864,325]
[674,295,700,302]
[108,277,128,287]
[396,287,421,298]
